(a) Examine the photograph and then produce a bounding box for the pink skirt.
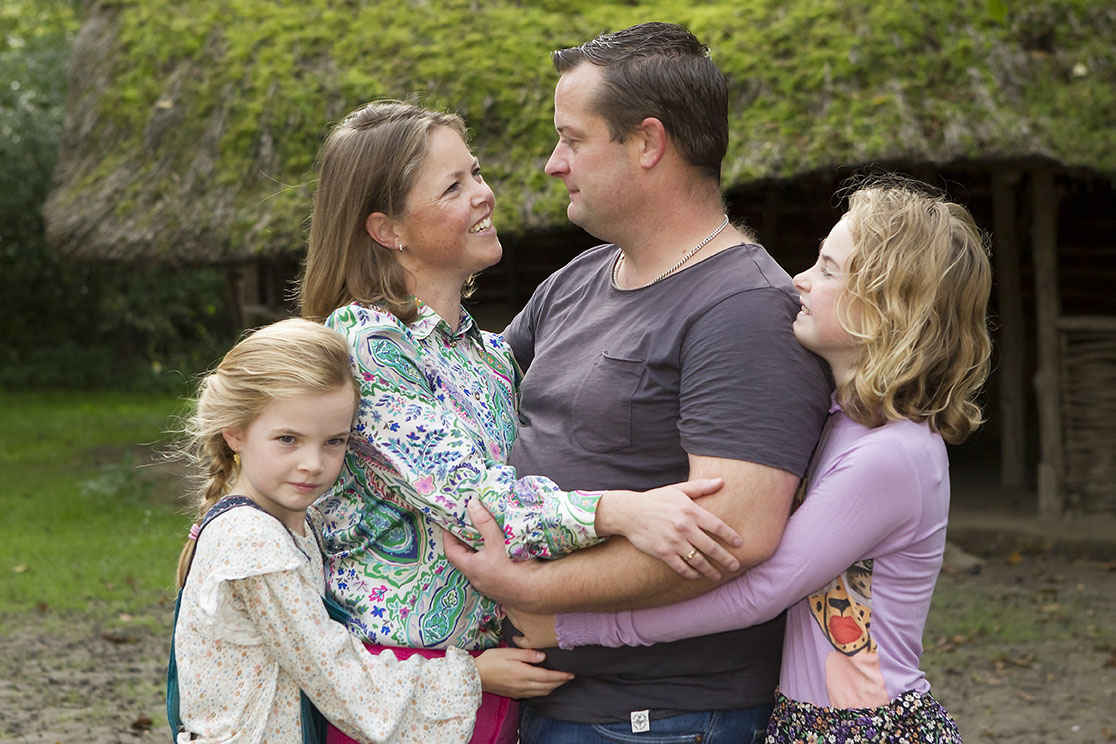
[325,643,519,744]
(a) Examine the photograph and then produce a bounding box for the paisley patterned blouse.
[317,302,603,650]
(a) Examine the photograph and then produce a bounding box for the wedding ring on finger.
[682,547,697,562]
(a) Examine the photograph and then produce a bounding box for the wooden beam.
[1031,167,1063,517]
[225,266,244,331]
[991,170,1027,491]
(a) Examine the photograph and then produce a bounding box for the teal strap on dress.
[165,589,185,740]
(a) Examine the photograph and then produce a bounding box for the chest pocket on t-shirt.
[571,351,646,453]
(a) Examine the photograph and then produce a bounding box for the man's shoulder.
[692,244,795,295]
[519,244,614,316]
[668,246,799,325]
[545,243,616,283]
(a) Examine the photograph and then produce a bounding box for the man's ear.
[364,212,400,250]
[636,117,668,169]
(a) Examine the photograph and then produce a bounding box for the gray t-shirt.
[504,242,831,722]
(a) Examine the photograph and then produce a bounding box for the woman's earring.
[396,242,405,252]
[233,452,241,467]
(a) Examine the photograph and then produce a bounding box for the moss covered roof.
[45,0,1116,263]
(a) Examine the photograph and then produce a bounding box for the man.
[449,22,830,743]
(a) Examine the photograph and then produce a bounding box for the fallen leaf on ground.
[100,631,138,644]
[998,653,1035,668]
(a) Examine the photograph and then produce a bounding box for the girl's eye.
[326,437,348,447]
[278,435,296,444]
[472,166,483,180]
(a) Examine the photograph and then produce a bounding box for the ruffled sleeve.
[194,508,481,742]
[231,568,480,743]
[192,508,312,645]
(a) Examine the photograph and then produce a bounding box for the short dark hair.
[553,22,728,182]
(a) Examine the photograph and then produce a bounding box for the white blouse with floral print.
[174,506,481,744]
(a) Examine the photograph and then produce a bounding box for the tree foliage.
[0,0,232,390]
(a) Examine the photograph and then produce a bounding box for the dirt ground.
[1,544,1113,743]
[923,552,1116,743]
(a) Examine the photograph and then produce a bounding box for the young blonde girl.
[453,176,993,743]
[168,318,483,744]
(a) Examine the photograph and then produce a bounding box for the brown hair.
[298,100,469,323]
[836,176,992,444]
[552,22,728,182]
[172,318,358,588]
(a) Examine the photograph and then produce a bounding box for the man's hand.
[443,498,544,606]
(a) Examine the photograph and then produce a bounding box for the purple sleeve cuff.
[555,612,608,650]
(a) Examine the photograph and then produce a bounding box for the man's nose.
[544,147,565,177]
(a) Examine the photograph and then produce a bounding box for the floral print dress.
[174,505,481,744]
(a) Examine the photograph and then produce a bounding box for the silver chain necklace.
[611,214,730,289]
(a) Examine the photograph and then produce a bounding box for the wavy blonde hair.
[836,177,992,444]
[171,318,358,588]
[298,100,470,323]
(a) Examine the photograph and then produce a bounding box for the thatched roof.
[45,0,1116,264]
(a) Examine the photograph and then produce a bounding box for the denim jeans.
[519,704,774,744]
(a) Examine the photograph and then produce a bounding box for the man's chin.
[565,204,590,232]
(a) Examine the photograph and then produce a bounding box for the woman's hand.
[474,647,573,698]
[596,479,743,581]
[505,607,559,650]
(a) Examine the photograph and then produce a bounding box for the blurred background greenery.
[2,2,1114,739]
[1,0,234,393]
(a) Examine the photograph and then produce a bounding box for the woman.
[450,177,992,743]
[297,100,742,744]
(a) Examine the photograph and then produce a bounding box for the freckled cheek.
[325,452,346,475]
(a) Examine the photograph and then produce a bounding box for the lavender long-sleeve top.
[557,401,950,708]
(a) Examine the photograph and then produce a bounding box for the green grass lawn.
[0,391,193,627]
